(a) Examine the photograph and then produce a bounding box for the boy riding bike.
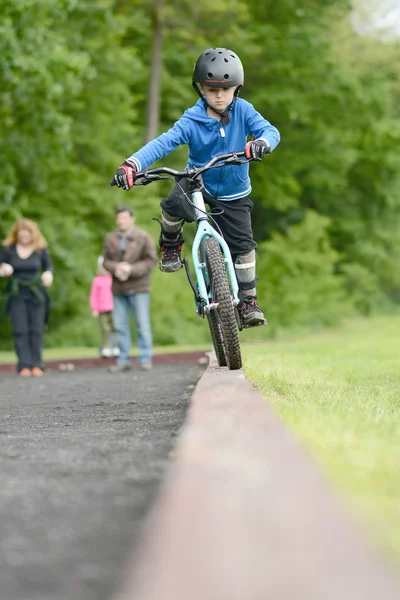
[112,47,280,327]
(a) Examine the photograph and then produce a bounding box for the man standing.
[103,205,157,372]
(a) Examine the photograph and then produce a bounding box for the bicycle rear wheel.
[204,237,242,370]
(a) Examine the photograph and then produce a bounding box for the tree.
[119,0,250,142]
[0,0,140,345]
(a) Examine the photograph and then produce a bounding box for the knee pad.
[160,196,196,223]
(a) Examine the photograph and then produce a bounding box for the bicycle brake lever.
[224,155,246,165]
[137,174,163,186]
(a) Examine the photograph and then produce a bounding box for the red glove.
[244,139,271,160]
[114,160,137,190]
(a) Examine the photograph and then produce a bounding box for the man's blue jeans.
[112,293,152,366]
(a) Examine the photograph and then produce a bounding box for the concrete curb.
[112,353,400,600]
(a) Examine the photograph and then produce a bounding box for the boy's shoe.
[31,367,44,376]
[108,363,131,374]
[238,296,267,328]
[101,347,112,358]
[112,347,120,357]
[19,368,31,377]
[159,244,182,272]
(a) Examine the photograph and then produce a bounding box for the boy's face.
[199,85,237,113]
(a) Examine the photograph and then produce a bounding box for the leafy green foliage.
[1,0,400,349]
[256,211,350,333]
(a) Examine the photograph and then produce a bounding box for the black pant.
[9,292,46,372]
[160,179,257,261]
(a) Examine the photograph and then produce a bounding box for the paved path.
[114,356,400,600]
[0,362,204,600]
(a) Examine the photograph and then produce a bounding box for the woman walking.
[0,219,54,376]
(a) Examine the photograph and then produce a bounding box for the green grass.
[242,314,400,567]
[0,343,210,363]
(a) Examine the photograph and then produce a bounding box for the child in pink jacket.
[90,257,119,358]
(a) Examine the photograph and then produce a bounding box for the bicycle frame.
[190,189,239,312]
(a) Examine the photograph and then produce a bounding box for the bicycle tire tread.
[199,242,227,366]
[205,237,242,370]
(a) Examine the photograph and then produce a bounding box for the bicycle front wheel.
[199,241,227,367]
[205,237,242,370]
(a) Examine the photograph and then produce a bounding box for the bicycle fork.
[190,190,240,311]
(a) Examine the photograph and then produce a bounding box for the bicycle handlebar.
[110,151,249,187]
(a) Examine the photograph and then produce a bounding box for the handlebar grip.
[110,178,117,186]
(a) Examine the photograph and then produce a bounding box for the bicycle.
[111,151,262,370]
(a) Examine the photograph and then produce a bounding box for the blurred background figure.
[103,205,157,373]
[0,219,53,376]
[90,255,119,358]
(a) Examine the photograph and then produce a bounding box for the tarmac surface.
[0,362,205,600]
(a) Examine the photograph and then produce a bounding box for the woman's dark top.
[0,244,53,281]
[0,245,53,314]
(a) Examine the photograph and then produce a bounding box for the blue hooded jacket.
[128,98,280,201]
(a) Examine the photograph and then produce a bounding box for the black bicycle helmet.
[192,48,244,88]
[192,48,244,124]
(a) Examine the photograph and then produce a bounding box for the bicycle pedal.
[158,260,182,273]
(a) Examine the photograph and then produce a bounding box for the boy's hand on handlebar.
[244,139,271,160]
[114,160,137,190]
